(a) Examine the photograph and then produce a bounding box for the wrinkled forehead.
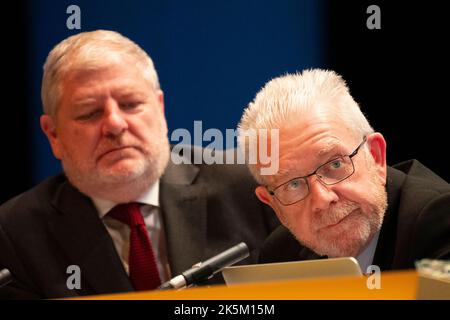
[63,51,136,76]
[266,124,358,183]
[62,56,153,90]
[284,104,359,138]
[55,61,155,113]
[278,106,354,142]
[47,47,155,116]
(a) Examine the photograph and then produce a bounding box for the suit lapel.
[48,180,133,295]
[160,161,207,276]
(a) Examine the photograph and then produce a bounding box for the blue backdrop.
[26,0,325,184]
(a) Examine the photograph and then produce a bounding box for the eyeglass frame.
[266,135,368,206]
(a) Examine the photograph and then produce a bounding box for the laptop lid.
[222,257,363,285]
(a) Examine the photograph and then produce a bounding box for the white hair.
[41,30,160,117]
[238,69,374,183]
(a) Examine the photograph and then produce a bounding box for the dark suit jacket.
[0,149,279,299]
[259,160,450,271]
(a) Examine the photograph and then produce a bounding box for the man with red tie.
[0,30,278,299]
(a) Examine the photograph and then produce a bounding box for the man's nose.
[102,100,128,136]
[308,176,339,212]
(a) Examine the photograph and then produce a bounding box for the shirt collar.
[356,231,380,273]
[91,180,160,219]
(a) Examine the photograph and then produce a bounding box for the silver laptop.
[222,257,363,285]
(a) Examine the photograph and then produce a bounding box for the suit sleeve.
[0,223,42,299]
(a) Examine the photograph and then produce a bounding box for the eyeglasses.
[267,136,367,206]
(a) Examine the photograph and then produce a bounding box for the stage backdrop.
[1,1,447,204]
[25,0,325,184]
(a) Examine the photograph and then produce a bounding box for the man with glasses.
[238,69,450,271]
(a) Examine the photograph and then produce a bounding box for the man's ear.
[256,185,289,226]
[155,89,169,135]
[157,89,164,113]
[40,115,62,159]
[367,132,387,185]
[255,185,272,205]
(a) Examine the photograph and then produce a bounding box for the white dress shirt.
[355,231,380,274]
[91,181,171,282]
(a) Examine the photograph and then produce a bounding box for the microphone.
[0,269,13,288]
[159,242,249,290]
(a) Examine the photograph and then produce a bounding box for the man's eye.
[329,159,343,169]
[76,110,101,121]
[286,179,301,190]
[120,102,140,110]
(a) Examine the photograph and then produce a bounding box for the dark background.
[1,1,448,204]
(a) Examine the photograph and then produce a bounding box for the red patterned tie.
[108,203,161,290]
